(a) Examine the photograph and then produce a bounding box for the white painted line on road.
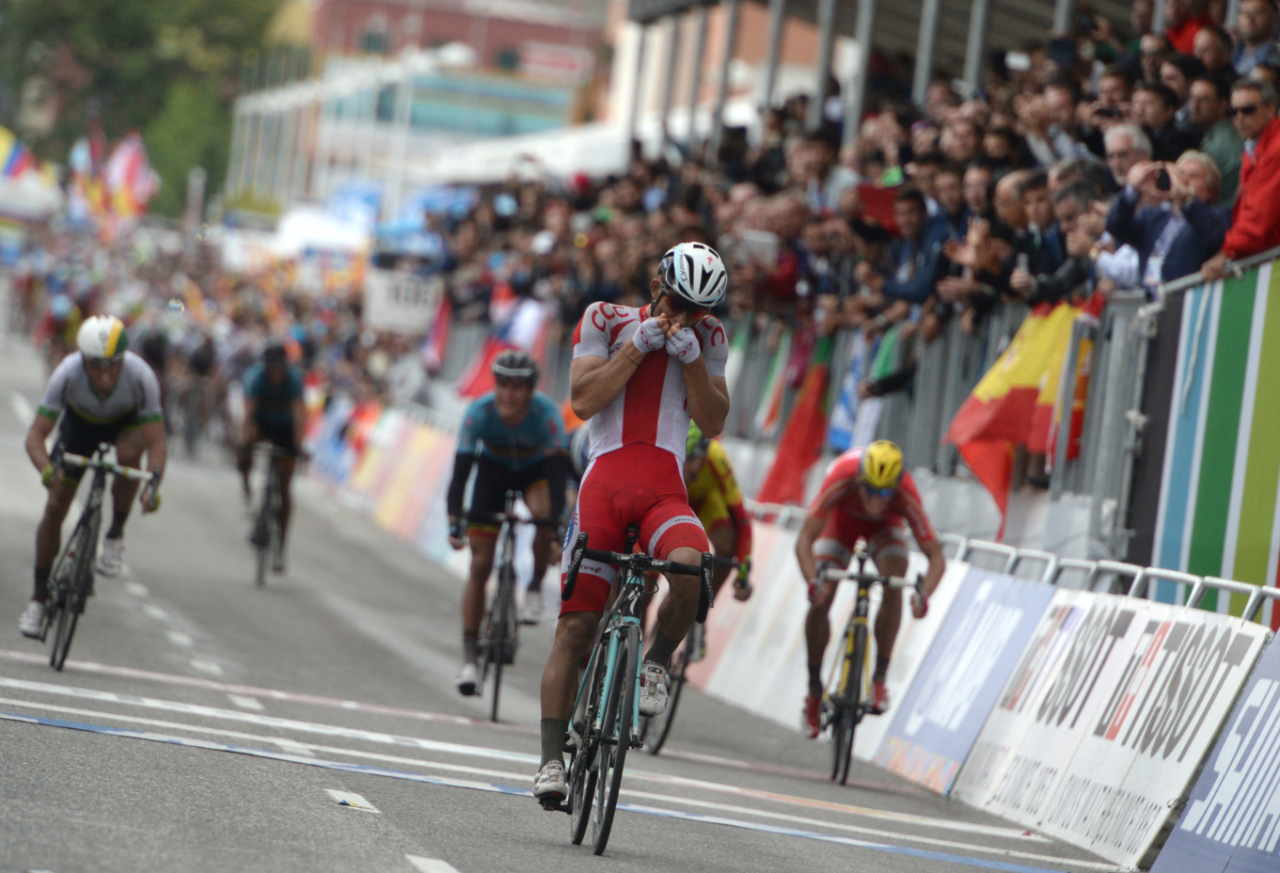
[407,856,461,873]
[0,679,1040,842]
[167,631,194,648]
[142,605,168,621]
[124,582,149,597]
[325,789,379,812]
[228,694,264,712]
[275,739,316,757]
[0,696,1085,866]
[0,708,1119,873]
[9,391,33,426]
[188,660,224,677]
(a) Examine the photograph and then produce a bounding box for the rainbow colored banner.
[1152,264,1280,626]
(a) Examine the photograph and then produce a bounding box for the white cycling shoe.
[639,661,669,717]
[18,600,47,639]
[455,662,479,696]
[97,537,125,577]
[520,590,544,625]
[533,760,568,802]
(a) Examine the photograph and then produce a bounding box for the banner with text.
[953,588,1269,868]
[363,268,443,333]
[873,568,1056,793]
[1152,637,1280,873]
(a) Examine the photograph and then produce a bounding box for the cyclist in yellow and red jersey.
[683,423,753,600]
[795,440,947,738]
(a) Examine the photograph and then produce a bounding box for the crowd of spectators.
[393,0,1280,426]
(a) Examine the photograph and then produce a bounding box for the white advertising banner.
[363,268,442,333]
[953,588,1269,868]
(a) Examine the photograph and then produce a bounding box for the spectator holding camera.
[1107,154,1230,289]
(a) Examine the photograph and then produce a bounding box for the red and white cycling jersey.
[810,447,938,548]
[572,302,728,465]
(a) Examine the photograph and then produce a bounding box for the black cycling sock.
[808,663,824,696]
[106,510,128,540]
[33,568,50,603]
[462,634,479,665]
[873,655,891,683]
[541,718,568,767]
[645,632,681,668]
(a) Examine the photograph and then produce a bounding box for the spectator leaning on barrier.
[1233,0,1280,77]
[1009,182,1096,305]
[855,187,949,305]
[1202,79,1280,279]
[1107,154,1230,290]
[1188,75,1243,204]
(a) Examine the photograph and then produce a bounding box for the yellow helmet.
[859,441,904,491]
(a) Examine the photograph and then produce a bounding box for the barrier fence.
[307,391,1280,871]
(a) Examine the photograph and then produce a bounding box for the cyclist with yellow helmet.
[795,440,946,738]
[683,424,753,658]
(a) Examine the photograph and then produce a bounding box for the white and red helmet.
[660,242,728,308]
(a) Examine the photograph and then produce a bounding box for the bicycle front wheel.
[488,571,514,723]
[591,624,640,855]
[50,591,81,671]
[643,638,689,755]
[569,650,607,845]
[831,622,867,785]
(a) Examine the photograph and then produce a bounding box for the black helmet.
[263,341,288,365]
[492,349,539,385]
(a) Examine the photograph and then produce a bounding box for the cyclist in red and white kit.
[533,242,730,803]
[795,440,947,738]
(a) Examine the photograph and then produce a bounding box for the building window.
[362,15,390,54]
[495,47,520,71]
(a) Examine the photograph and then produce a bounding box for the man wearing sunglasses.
[795,440,946,738]
[19,315,165,639]
[533,242,730,805]
[1202,80,1280,281]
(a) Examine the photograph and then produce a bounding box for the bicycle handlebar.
[561,533,715,623]
[60,452,155,482]
[461,512,560,528]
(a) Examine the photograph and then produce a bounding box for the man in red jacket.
[1202,80,1280,281]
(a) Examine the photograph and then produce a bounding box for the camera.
[1155,168,1171,192]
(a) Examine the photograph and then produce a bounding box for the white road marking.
[10,391,33,426]
[227,695,264,712]
[0,707,1118,873]
[166,631,194,648]
[142,605,168,621]
[275,739,315,757]
[325,789,379,812]
[188,660,224,677]
[407,857,461,873]
[0,681,1041,842]
[124,582,149,597]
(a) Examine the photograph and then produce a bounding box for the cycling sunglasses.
[860,483,897,499]
[83,357,124,372]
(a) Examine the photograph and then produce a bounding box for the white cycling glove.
[632,317,668,354]
[666,327,701,364]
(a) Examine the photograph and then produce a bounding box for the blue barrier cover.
[873,567,1055,793]
[1153,636,1280,873]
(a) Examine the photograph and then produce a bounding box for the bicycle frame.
[570,570,648,749]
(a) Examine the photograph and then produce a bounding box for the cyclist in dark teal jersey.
[446,350,568,695]
[238,342,305,574]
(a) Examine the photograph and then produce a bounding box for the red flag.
[757,338,833,505]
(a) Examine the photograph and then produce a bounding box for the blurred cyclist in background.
[238,341,305,574]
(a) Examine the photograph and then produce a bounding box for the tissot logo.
[1092,621,1253,762]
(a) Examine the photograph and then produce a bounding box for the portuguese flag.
[944,302,1080,537]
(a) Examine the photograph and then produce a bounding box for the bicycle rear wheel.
[643,636,689,755]
[252,468,275,587]
[831,623,867,785]
[591,624,640,855]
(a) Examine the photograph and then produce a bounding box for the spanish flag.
[944,302,1080,537]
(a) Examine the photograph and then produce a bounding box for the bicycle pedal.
[539,797,569,813]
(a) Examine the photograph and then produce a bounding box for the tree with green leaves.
[4,0,284,216]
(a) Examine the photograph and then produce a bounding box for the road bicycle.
[822,551,923,785]
[639,555,746,756]
[464,489,557,723]
[44,443,156,671]
[249,445,289,587]
[548,530,712,855]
